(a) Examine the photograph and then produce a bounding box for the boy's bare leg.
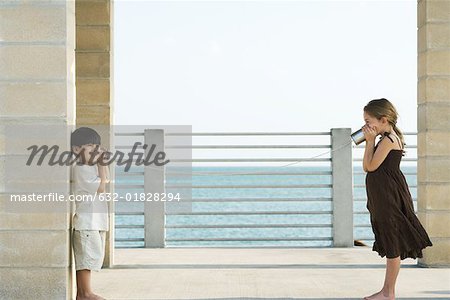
[76,269,105,300]
[363,256,400,300]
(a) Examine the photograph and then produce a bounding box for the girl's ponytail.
[392,123,406,155]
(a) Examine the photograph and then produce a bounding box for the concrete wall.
[417,0,450,267]
[75,0,115,268]
[0,0,76,298]
[75,0,113,125]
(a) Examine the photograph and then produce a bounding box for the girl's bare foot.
[364,289,395,300]
[364,290,382,300]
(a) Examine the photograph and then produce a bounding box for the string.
[121,140,356,177]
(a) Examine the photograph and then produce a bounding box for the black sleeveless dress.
[365,132,433,260]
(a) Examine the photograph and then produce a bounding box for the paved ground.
[92,247,450,300]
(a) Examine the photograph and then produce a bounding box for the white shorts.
[72,229,106,272]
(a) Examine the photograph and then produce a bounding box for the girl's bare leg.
[364,256,400,300]
[382,256,401,297]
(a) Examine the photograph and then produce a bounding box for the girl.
[361,98,433,300]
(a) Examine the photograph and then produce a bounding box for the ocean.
[114,166,417,248]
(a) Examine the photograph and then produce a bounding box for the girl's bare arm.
[363,137,395,172]
[363,140,375,172]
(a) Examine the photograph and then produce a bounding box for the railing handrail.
[113,128,418,248]
[114,131,418,137]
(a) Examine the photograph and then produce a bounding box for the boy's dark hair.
[71,127,101,148]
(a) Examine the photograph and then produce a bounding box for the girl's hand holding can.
[362,124,377,142]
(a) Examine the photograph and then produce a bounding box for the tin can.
[351,128,366,145]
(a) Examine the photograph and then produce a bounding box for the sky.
[113,0,418,164]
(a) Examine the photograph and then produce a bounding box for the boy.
[71,127,110,300]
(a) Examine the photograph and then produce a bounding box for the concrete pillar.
[331,128,354,247]
[417,0,450,267]
[0,0,76,298]
[144,129,166,248]
[75,0,113,125]
[75,0,114,267]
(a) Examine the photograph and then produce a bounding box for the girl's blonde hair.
[363,98,405,149]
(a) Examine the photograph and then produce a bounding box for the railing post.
[144,129,166,247]
[331,128,354,247]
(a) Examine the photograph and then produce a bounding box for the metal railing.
[113,128,417,248]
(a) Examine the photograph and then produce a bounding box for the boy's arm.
[73,164,101,195]
[97,164,109,193]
